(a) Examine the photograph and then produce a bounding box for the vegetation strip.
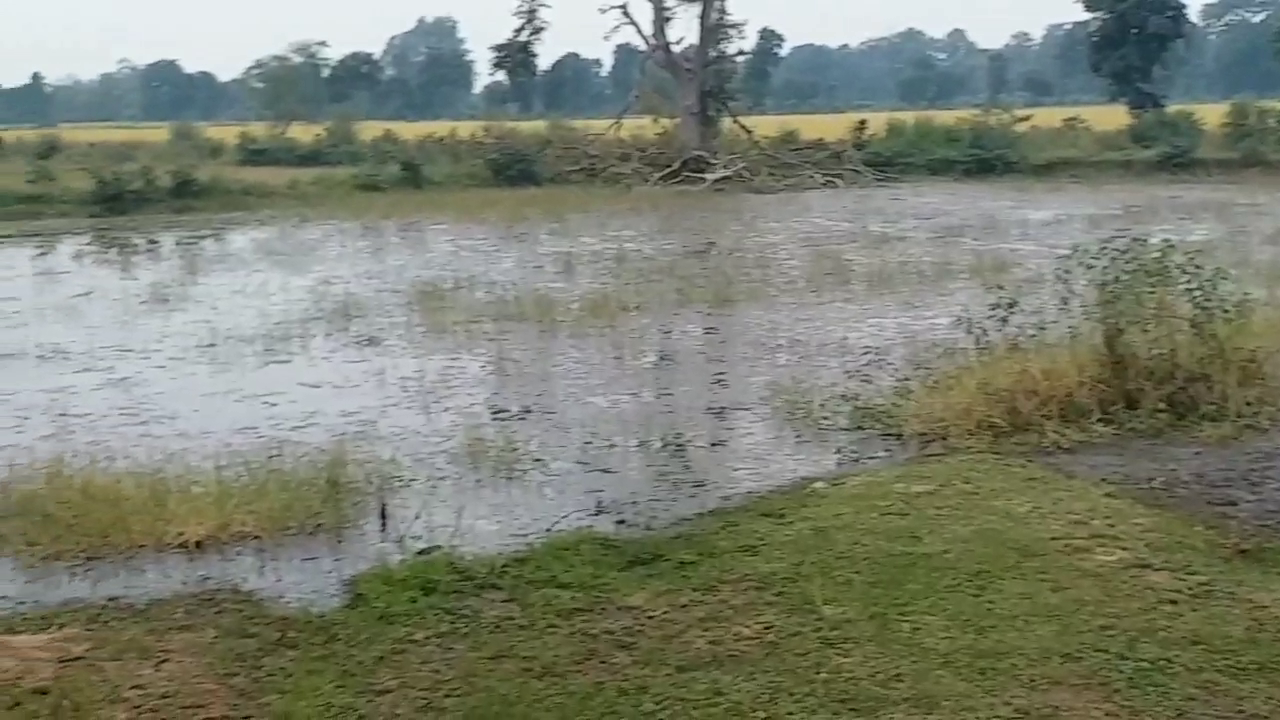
[2,456,1278,716]
[0,447,374,563]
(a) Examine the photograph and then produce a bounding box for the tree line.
[2,0,1279,128]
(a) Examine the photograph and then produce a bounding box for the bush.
[24,161,56,187]
[167,121,225,160]
[1128,109,1204,169]
[235,130,333,167]
[168,121,204,146]
[860,113,1026,176]
[368,129,407,164]
[893,236,1280,446]
[32,133,62,161]
[166,166,205,200]
[86,165,208,214]
[87,165,162,215]
[483,145,543,186]
[397,157,427,189]
[1220,100,1280,163]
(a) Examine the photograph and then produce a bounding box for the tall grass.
[884,236,1280,447]
[0,446,378,562]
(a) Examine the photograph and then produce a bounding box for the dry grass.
[899,320,1280,446]
[0,446,374,562]
[0,102,1240,144]
[888,239,1280,448]
[0,631,89,690]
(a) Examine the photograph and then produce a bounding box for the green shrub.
[32,133,62,161]
[860,113,1025,176]
[483,145,543,186]
[24,161,56,187]
[1219,100,1280,163]
[1127,109,1204,169]
[894,236,1280,446]
[166,166,205,199]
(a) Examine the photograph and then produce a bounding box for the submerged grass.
[412,258,768,332]
[3,457,1280,716]
[0,446,374,562]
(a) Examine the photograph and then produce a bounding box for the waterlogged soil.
[4,180,1280,612]
[1046,429,1280,537]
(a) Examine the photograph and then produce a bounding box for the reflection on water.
[3,181,1279,612]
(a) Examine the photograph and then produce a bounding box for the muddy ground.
[1044,430,1280,538]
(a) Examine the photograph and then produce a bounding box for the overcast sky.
[3,0,1209,87]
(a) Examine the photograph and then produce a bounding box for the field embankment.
[3,101,1280,223]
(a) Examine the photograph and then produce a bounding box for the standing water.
[3,181,1278,612]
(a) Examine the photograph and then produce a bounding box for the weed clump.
[0,446,377,562]
[891,236,1280,446]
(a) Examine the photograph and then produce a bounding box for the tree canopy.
[2,0,1279,126]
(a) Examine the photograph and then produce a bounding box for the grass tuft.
[0,446,375,562]
[880,236,1280,447]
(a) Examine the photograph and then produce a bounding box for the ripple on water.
[3,180,1279,612]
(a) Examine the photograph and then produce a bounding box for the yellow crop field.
[0,102,1242,144]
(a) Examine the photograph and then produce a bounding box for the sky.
[1,0,1208,87]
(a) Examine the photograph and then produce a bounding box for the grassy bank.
[4,102,1280,222]
[2,456,1278,716]
[0,447,374,562]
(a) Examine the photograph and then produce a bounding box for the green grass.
[3,456,1279,717]
[0,447,374,563]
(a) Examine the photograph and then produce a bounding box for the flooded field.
[3,181,1279,612]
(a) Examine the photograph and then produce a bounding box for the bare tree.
[602,0,739,155]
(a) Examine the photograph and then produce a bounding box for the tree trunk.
[676,80,714,154]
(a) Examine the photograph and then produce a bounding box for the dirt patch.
[1044,429,1280,535]
[1035,683,1136,719]
[2,628,240,718]
[0,631,89,689]
[108,633,238,718]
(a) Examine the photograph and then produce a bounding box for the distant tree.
[740,26,785,111]
[0,72,55,126]
[327,51,383,108]
[28,72,55,126]
[1080,0,1190,111]
[243,40,331,128]
[607,42,646,111]
[24,1,1280,124]
[1020,72,1057,102]
[541,52,607,116]
[139,60,194,121]
[985,50,1010,105]
[378,17,475,119]
[491,0,549,115]
[897,54,965,107]
[1039,21,1106,101]
[478,80,511,114]
[189,71,227,120]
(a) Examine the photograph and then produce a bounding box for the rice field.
[0,102,1242,144]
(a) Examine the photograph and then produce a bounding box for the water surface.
[3,181,1278,611]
